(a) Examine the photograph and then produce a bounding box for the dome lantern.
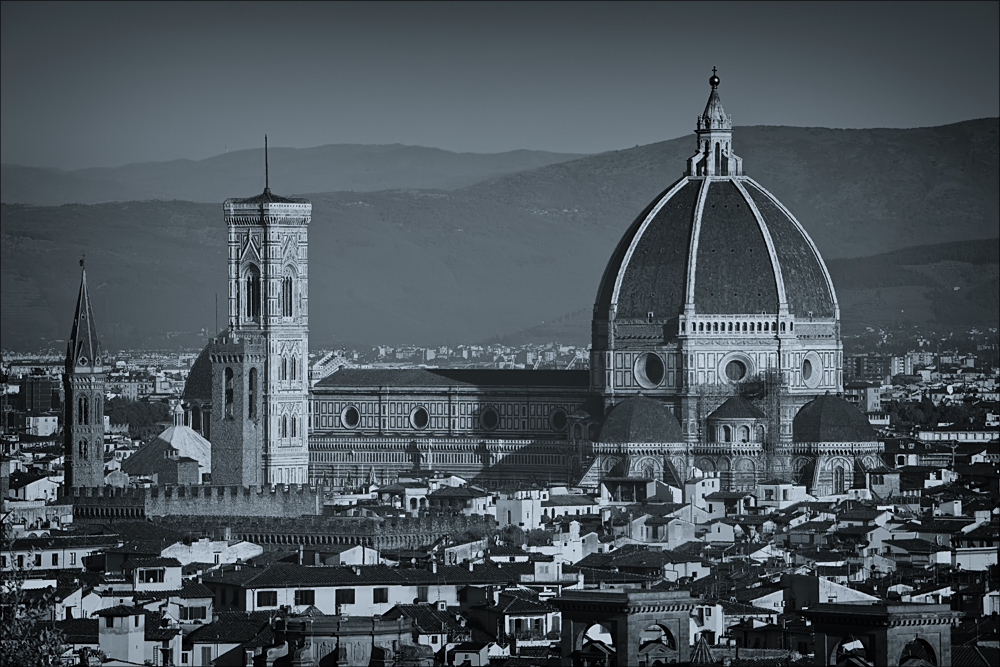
[688,68,742,177]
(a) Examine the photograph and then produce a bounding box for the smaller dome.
[182,340,215,402]
[599,396,684,443]
[793,394,877,443]
[708,396,766,421]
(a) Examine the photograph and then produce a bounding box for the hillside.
[0,145,584,206]
[1,120,997,350]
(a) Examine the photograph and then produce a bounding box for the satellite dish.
[521,543,528,551]
[476,550,484,558]
[410,558,417,565]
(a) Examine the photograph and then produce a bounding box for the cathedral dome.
[593,73,837,344]
[793,393,877,443]
[599,395,684,443]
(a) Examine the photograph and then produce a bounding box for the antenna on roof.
[264,135,269,193]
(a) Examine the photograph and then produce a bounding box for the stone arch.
[831,635,874,665]
[576,623,615,653]
[899,638,938,665]
[634,456,662,480]
[639,622,677,652]
[695,457,716,472]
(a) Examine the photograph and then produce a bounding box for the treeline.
[105,397,170,440]
[885,397,990,430]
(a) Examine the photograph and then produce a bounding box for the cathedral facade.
[180,73,882,497]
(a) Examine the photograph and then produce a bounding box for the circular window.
[725,360,747,382]
[341,406,360,428]
[802,351,823,389]
[480,407,499,431]
[410,407,429,429]
[633,352,665,389]
[550,409,568,431]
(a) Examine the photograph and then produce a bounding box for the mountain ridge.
[1,119,996,351]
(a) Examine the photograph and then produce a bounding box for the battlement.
[210,334,266,361]
[67,484,331,520]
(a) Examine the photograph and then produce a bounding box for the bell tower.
[214,137,311,485]
[64,261,107,489]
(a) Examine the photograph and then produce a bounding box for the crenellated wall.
[64,484,328,520]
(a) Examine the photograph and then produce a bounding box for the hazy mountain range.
[0,145,585,206]
[1,119,997,351]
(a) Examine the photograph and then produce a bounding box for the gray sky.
[2,1,997,170]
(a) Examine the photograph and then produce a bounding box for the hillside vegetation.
[1,120,996,350]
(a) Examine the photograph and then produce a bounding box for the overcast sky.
[2,1,997,170]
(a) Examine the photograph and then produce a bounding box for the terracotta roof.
[226,188,309,205]
[709,396,766,421]
[121,425,212,476]
[316,367,588,389]
[599,395,683,443]
[185,611,273,646]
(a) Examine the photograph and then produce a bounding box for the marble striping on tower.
[64,262,107,489]
[211,139,311,486]
[178,73,882,498]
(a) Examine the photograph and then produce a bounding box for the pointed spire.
[67,259,104,372]
[264,134,270,195]
[690,633,716,666]
[700,67,731,131]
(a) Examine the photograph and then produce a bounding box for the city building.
[174,72,881,498]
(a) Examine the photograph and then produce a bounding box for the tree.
[0,517,66,666]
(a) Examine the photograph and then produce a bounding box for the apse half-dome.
[793,393,877,443]
[599,395,684,443]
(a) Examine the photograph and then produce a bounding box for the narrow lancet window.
[225,367,234,418]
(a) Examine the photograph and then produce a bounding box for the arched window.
[698,322,704,332]
[764,322,770,332]
[78,397,86,425]
[714,142,721,174]
[281,415,288,438]
[291,416,297,438]
[281,273,293,317]
[743,322,748,332]
[738,425,750,442]
[723,425,732,442]
[281,356,288,381]
[780,322,786,333]
[225,367,234,418]
[834,467,846,494]
[290,356,297,382]
[713,322,719,332]
[248,368,257,419]
[244,265,261,320]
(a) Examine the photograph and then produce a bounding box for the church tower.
[64,261,106,489]
[212,138,311,485]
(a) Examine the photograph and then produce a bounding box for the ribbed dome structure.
[599,395,684,443]
[593,71,838,346]
[793,393,877,443]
